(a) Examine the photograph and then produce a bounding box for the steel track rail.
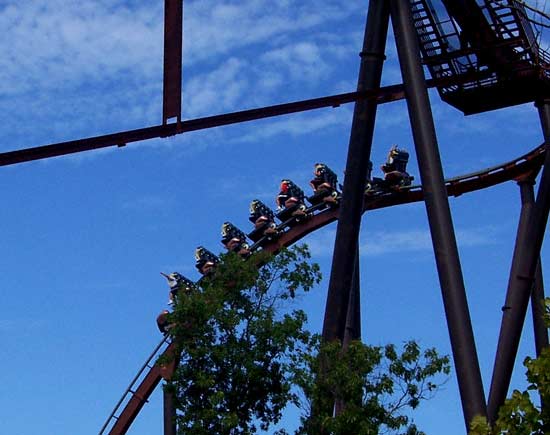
[100,339,177,435]
[101,142,545,435]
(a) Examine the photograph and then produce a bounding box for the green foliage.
[166,244,449,435]
[167,245,321,435]
[468,298,550,435]
[290,338,450,435]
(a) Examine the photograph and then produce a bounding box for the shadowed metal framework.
[2,1,549,434]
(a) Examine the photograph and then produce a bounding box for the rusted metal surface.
[108,365,163,435]
[163,387,177,435]
[487,101,550,423]
[163,0,183,124]
[106,342,177,435]
[322,0,389,348]
[413,0,550,114]
[0,73,490,168]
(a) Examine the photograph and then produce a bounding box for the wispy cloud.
[362,226,500,256]
[184,57,249,118]
[236,109,352,143]
[304,225,501,257]
[0,0,369,154]
[0,1,163,96]
[184,0,365,64]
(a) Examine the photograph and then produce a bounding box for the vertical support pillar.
[343,244,362,348]
[517,180,550,357]
[163,0,183,125]
[531,261,548,357]
[163,387,177,435]
[322,0,390,344]
[488,99,550,422]
[336,246,361,416]
[389,0,486,429]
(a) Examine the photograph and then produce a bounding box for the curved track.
[99,142,545,435]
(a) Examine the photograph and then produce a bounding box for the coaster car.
[248,199,278,242]
[194,246,219,275]
[221,222,251,256]
[276,179,308,222]
[308,163,340,207]
[366,146,414,194]
[160,271,196,306]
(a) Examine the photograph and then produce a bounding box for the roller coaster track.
[99,141,546,435]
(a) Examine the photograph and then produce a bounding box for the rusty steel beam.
[163,388,177,435]
[532,260,549,356]
[390,0,486,428]
[107,342,178,435]
[488,99,550,423]
[0,72,489,168]
[163,0,183,124]
[108,366,163,435]
[322,0,390,345]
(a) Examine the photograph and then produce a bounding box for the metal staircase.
[410,0,550,114]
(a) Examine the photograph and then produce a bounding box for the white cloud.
[184,57,249,117]
[184,0,365,64]
[304,226,500,257]
[236,108,352,143]
[0,1,163,96]
[361,226,499,256]
[261,42,331,82]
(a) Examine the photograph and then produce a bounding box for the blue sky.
[0,1,548,434]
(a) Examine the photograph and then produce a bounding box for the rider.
[161,271,195,306]
[221,222,250,256]
[309,163,339,205]
[380,145,413,187]
[195,246,219,275]
[248,199,278,241]
[276,179,292,210]
[276,179,306,209]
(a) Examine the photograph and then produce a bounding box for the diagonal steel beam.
[488,99,550,422]
[0,73,489,168]
[321,0,390,344]
[390,0,486,429]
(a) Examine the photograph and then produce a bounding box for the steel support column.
[322,0,390,344]
[345,249,362,345]
[389,0,486,428]
[534,99,550,357]
[163,387,177,435]
[532,261,548,356]
[517,180,549,357]
[488,178,538,422]
[336,246,361,416]
[488,99,550,422]
[162,0,183,125]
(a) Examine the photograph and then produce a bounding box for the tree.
[290,338,450,435]
[469,299,550,435]
[165,244,450,435]
[166,246,321,435]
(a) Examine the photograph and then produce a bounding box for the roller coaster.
[99,141,546,435]
[3,0,550,434]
